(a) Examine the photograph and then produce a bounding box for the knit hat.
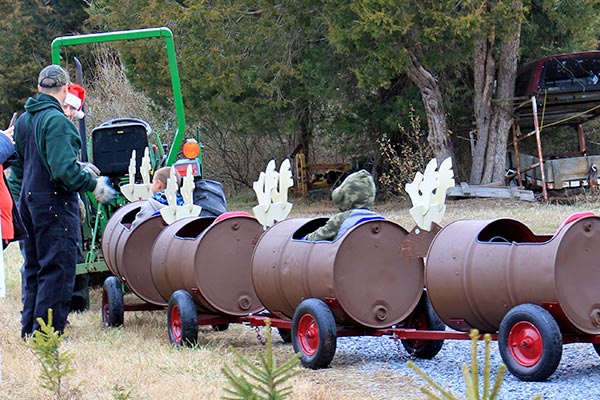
[64,83,86,119]
[38,65,71,88]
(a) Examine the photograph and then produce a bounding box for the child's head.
[332,169,376,212]
[151,167,182,193]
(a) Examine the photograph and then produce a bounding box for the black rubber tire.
[292,298,337,369]
[498,303,563,381]
[277,328,292,343]
[212,323,230,332]
[101,276,124,327]
[401,291,445,359]
[594,343,600,358]
[70,273,90,313]
[168,290,198,347]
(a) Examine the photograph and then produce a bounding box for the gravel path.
[333,335,600,400]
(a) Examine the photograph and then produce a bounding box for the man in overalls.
[9,65,116,338]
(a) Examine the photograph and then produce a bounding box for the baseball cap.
[38,65,71,88]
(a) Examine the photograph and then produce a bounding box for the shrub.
[378,107,433,199]
[27,309,80,400]
[221,319,300,400]
[407,329,542,400]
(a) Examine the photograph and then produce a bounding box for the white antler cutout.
[405,157,455,231]
[252,159,294,228]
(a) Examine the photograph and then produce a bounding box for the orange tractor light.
[182,139,201,159]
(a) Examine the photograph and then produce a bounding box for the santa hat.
[65,83,86,119]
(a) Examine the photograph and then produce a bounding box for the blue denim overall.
[18,112,79,337]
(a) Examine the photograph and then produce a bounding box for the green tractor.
[51,27,226,310]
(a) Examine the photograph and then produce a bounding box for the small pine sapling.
[27,309,79,399]
[407,329,542,400]
[222,319,300,400]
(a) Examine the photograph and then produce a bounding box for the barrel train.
[100,196,600,382]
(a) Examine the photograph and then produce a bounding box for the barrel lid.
[120,215,168,306]
[334,220,424,328]
[555,215,600,334]
[101,201,143,277]
[194,215,265,316]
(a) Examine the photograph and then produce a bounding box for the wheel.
[168,290,198,347]
[498,303,563,381]
[277,328,292,343]
[212,323,230,332]
[102,276,124,327]
[70,273,90,313]
[401,291,445,359]
[292,298,337,369]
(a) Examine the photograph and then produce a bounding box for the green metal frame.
[51,27,194,276]
[51,27,186,166]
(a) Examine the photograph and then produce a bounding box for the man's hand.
[78,161,101,178]
[93,177,117,204]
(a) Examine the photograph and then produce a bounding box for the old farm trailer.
[509,51,600,198]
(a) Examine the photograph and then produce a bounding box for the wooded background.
[1,0,599,194]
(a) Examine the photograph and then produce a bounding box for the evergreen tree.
[0,0,89,127]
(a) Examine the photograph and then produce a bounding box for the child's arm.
[304,211,349,241]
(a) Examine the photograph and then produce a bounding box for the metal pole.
[74,57,88,162]
[51,27,187,167]
[531,96,548,201]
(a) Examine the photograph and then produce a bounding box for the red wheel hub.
[406,309,427,348]
[170,305,182,343]
[297,314,319,356]
[508,321,543,366]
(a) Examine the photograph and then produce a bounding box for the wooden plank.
[447,183,535,202]
[400,223,442,258]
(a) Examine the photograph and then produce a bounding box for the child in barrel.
[304,169,382,241]
[131,166,183,229]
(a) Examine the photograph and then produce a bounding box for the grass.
[1,194,599,399]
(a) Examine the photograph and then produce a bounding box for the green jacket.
[305,169,377,241]
[8,93,96,197]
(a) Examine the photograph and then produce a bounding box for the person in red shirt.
[0,125,24,247]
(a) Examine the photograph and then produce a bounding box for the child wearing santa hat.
[63,83,86,121]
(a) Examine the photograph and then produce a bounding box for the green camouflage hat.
[38,65,71,88]
[332,169,376,211]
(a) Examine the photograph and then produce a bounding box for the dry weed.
[83,44,173,143]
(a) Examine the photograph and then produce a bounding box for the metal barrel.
[251,217,424,329]
[150,214,265,316]
[101,201,143,277]
[116,214,168,306]
[425,216,600,335]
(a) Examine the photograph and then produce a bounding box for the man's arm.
[43,114,97,193]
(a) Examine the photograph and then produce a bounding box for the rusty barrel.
[116,214,169,305]
[150,214,265,316]
[251,217,424,329]
[101,201,143,278]
[425,216,600,335]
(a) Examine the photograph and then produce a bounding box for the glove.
[93,176,117,204]
[78,161,101,178]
